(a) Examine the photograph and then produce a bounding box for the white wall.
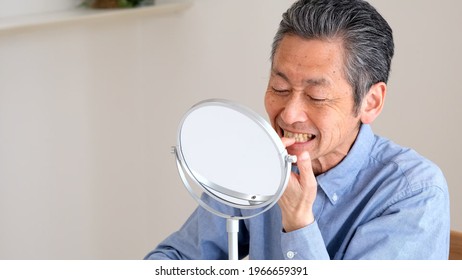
[0,0,460,259]
[0,0,81,18]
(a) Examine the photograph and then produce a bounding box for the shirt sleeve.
[342,184,450,260]
[280,220,330,259]
[144,194,249,260]
[281,183,449,260]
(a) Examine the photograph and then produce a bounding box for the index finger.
[281,137,296,148]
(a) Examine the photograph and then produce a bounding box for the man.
[145,0,450,259]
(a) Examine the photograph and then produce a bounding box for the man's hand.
[278,137,318,232]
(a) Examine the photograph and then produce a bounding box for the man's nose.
[280,94,308,124]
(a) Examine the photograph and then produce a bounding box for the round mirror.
[173,99,295,219]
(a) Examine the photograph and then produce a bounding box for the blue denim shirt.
[145,125,450,260]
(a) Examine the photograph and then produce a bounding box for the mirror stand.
[172,99,296,260]
[226,218,239,260]
[172,145,296,260]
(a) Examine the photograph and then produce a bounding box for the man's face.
[265,35,362,174]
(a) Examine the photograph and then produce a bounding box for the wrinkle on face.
[265,35,363,174]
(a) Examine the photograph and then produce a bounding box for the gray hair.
[271,0,394,113]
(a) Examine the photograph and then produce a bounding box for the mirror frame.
[173,99,296,220]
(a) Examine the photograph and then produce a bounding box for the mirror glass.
[177,100,289,209]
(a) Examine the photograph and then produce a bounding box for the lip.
[285,135,315,158]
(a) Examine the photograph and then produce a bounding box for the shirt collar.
[316,124,375,205]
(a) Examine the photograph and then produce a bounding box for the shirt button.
[332,193,338,202]
[286,251,296,259]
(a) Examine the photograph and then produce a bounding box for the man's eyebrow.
[271,69,330,86]
[271,69,290,82]
[305,78,330,86]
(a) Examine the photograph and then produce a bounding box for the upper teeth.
[284,131,314,142]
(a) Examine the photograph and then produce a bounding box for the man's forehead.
[271,69,332,87]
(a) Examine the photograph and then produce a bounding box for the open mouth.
[283,130,315,143]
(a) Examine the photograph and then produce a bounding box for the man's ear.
[360,82,387,124]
